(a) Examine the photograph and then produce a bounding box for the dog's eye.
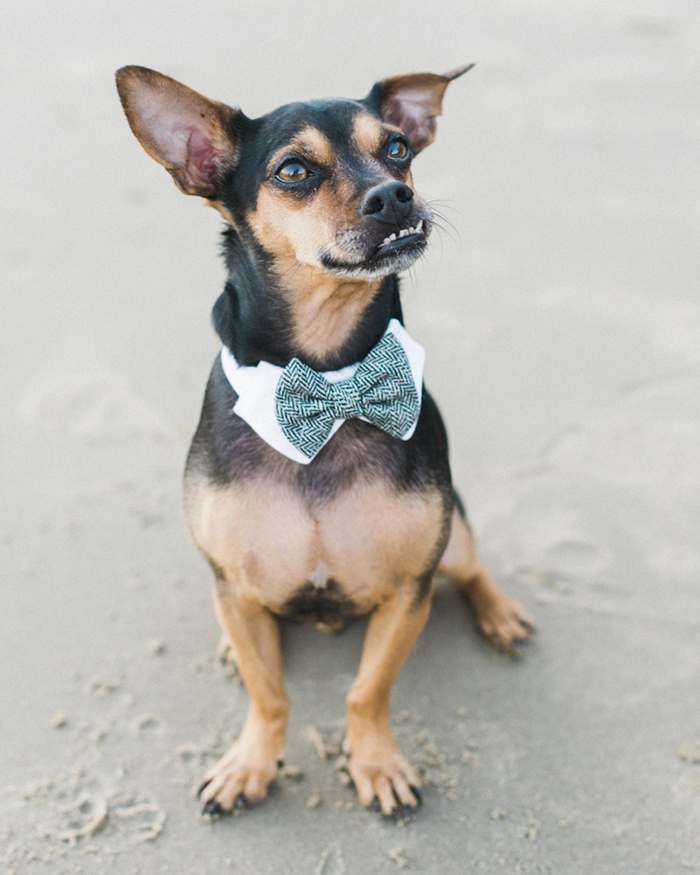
[387,139,409,161]
[275,160,309,183]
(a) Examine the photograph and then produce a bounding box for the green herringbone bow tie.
[275,332,420,460]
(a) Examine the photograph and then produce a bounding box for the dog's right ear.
[115,66,242,198]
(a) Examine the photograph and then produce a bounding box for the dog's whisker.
[430,209,461,240]
[426,198,463,216]
[430,219,460,253]
[116,59,533,826]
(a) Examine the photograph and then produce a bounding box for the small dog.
[115,64,533,820]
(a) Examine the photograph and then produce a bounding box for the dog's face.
[234,99,430,280]
[116,65,471,281]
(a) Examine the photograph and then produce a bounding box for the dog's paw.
[198,737,281,813]
[343,734,421,819]
[474,592,534,650]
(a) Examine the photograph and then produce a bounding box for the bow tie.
[275,332,420,460]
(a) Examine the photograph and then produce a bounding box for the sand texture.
[2,1,700,872]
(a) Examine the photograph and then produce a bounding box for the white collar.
[220,319,425,464]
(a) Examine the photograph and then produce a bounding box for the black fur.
[183,91,458,618]
[211,96,412,371]
[212,262,404,371]
[280,578,358,625]
[186,355,452,512]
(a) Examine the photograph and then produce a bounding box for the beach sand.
[2,2,700,872]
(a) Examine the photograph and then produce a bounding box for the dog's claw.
[200,792,249,816]
[202,799,223,816]
[392,804,412,822]
[370,796,381,812]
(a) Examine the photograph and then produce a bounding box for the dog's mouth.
[376,219,425,253]
[320,215,430,278]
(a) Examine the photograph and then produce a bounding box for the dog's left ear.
[365,64,473,154]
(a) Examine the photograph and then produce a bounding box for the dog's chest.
[186,467,445,622]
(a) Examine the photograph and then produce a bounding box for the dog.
[115,63,533,820]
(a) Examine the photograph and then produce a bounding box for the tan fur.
[203,582,288,807]
[351,112,386,155]
[247,181,381,362]
[248,168,378,269]
[438,508,534,645]
[117,64,532,819]
[248,185,335,264]
[188,466,448,816]
[247,112,421,275]
[284,265,381,362]
[343,582,431,813]
[282,125,335,166]
[245,115,422,363]
[206,199,236,226]
[186,474,445,617]
[193,473,531,814]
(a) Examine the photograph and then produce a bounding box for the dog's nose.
[360,182,414,224]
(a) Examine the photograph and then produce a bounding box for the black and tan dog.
[115,64,533,820]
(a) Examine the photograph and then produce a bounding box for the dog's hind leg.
[199,576,289,813]
[438,505,534,648]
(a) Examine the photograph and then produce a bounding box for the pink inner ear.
[384,97,436,153]
[377,73,451,153]
[186,128,223,189]
[125,78,232,196]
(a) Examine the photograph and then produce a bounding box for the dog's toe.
[476,597,535,651]
[198,736,280,814]
[347,739,421,819]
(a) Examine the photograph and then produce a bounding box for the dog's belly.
[185,475,445,619]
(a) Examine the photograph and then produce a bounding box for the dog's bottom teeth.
[379,221,425,248]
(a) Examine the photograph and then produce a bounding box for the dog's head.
[116,65,471,281]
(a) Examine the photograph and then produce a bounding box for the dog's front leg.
[344,583,430,817]
[199,580,289,813]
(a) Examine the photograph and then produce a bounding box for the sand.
[2,1,700,872]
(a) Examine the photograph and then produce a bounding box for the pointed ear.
[365,64,473,154]
[115,66,243,198]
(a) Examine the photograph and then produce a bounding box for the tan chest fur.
[185,475,445,615]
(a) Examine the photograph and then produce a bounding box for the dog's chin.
[319,234,428,281]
